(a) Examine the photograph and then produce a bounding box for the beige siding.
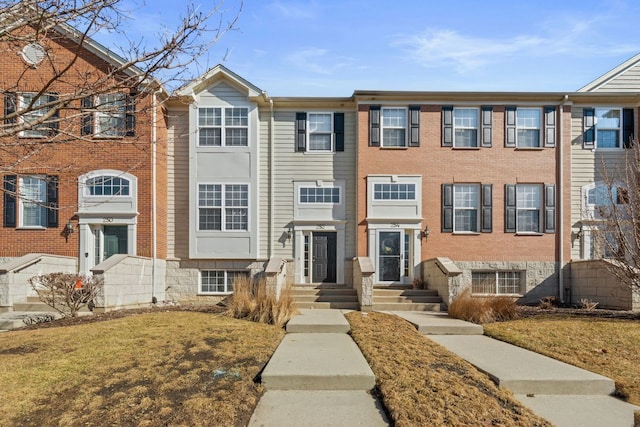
[592,63,640,92]
[167,106,190,259]
[200,81,249,104]
[570,106,627,260]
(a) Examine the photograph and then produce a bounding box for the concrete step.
[295,295,359,303]
[429,335,616,395]
[374,295,442,303]
[295,302,360,310]
[373,288,439,297]
[388,311,484,335]
[514,394,640,427]
[372,302,445,311]
[248,390,389,427]
[0,311,64,330]
[286,309,350,333]
[261,333,376,390]
[292,288,357,296]
[13,302,92,313]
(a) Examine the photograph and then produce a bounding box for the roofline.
[176,64,263,97]
[578,53,640,92]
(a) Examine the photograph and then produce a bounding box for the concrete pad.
[429,335,615,395]
[261,333,375,390]
[286,309,350,333]
[515,394,640,427]
[248,390,389,427]
[388,311,484,335]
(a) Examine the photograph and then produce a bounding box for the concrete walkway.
[248,309,389,426]
[391,311,640,427]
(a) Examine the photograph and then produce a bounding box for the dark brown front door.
[312,232,337,283]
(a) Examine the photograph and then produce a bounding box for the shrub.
[578,298,599,311]
[448,288,519,324]
[539,296,560,309]
[29,273,103,318]
[223,276,297,328]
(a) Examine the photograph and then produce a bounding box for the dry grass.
[345,311,551,427]
[0,310,284,426]
[223,276,297,328]
[484,312,640,405]
[448,288,519,323]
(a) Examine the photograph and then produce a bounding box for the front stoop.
[372,286,446,312]
[261,333,375,390]
[291,286,359,310]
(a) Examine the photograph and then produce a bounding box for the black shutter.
[544,184,556,233]
[583,108,595,148]
[46,175,58,228]
[505,184,516,233]
[334,112,344,152]
[3,175,17,228]
[409,105,420,147]
[442,106,453,147]
[505,106,516,147]
[48,94,59,134]
[442,184,453,233]
[125,94,135,137]
[544,106,556,148]
[295,112,307,152]
[81,96,94,136]
[481,106,492,147]
[481,184,493,233]
[4,92,17,125]
[623,108,634,148]
[369,106,380,147]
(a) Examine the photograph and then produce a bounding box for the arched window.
[86,175,130,196]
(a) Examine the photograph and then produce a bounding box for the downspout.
[558,94,568,302]
[262,91,274,258]
[151,89,162,303]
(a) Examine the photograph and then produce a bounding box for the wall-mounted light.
[286,226,293,242]
[422,226,430,238]
[65,220,75,234]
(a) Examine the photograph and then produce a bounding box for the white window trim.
[453,107,480,148]
[306,112,334,153]
[453,183,480,233]
[93,93,126,138]
[84,174,131,198]
[19,93,51,138]
[471,271,524,296]
[381,107,408,148]
[197,106,249,147]
[515,184,542,234]
[199,270,248,295]
[516,107,542,148]
[18,175,47,228]
[582,181,624,220]
[197,182,250,232]
[298,186,340,204]
[372,182,417,201]
[594,107,623,150]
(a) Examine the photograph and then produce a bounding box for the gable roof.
[175,64,263,99]
[578,53,640,92]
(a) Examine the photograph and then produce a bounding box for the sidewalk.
[248,309,389,426]
[391,311,640,427]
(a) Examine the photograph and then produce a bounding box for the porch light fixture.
[65,220,75,234]
[286,226,293,241]
[422,226,430,238]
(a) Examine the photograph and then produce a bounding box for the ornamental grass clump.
[448,288,519,324]
[224,276,297,328]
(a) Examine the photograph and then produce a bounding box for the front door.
[312,232,337,283]
[378,231,402,283]
[103,225,128,259]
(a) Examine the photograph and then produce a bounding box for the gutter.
[558,94,568,303]
[262,91,274,258]
[151,89,162,303]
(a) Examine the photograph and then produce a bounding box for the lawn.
[0,309,284,426]
[345,311,551,427]
[483,311,640,405]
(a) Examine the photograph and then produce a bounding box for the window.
[516,184,541,233]
[453,184,479,232]
[198,184,248,231]
[583,182,625,220]
[20,93,56,138]
[200,270,248,294]
[472,271,522,295]
[86,176,130,196]
[308,113,333,151]
[19,176,47,227]
[381,108,407,147]
[595,108,621,149]
[373,183,416,200]
[198,107,248,146]
[516,108,541,148]
[299,187,340,203]
[453,108,479,147]
[81,93,134,137]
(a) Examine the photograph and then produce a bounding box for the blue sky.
[96,0,640,96]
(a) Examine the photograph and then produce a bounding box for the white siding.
[591,63,640,92]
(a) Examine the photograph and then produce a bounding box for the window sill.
[198,292,232,296]
[594,147,624,151]
[452,146,480,150]
[304,150,335,154]
[515,232,544,236]
[197,144,249,148]
[92,135,126,139]
[17,226,46,230]
[472,293,523,298]
[379,146,409,150]
[453,231,481,235]
[514,147,545,151]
